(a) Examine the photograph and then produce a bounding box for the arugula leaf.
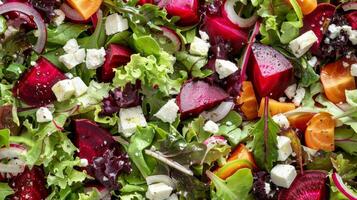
[335,128,357,156]
[128,126,156,177]
[105,31,132,47]
[47,23,89,45]
[252,98,279,171]
[0,182,13,200]
[207,168,253,200]
[0,129,10,148]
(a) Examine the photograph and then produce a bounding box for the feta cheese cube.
[80,158,88,167]
[302,145,317,161]
[65,72,74,79]
[307,56,317,67]
[51,79,75,102]
[279,97,286,102]
[276,136,293,161]
[154,99,179,123]
[284,84,297,99]
[351,64,357,77]
[146,183,173,200]
[36,107,53,123]
[349,30,357,45]
[203,120,219,134]
[293,87,305,106]
[86,48,106,69]
[53,9,65,26]
[105,13,129,35]
[199,30,210,41]
[71,77,88,97]
[59,49,85,70]
[272,114,290,129]
[215,59,238,79]
[289,30,318,58]
[63,39,79,54]
[119,106,147,137]
[189,37,210,56]
[270,164,297,188]
[328,24,341,39]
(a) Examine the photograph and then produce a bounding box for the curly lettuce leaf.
[113,53,186,96]
[258,0,303,44]
[331,154,357,181]
[207,168,253,200]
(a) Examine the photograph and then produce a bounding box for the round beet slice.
[278,171,328,200]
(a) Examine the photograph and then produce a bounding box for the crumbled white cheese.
[272,114,290,129]
[307,56,317,67]
[189,37,210,56]
[63,39,79,54]
[51,79,75,102]
[292,87,305,106]
[199,30,210,41]
[53,9,65,26]
[119,106,147,137]
[284,84,297,99]
[203,120,219,134]
[36,107,53,123]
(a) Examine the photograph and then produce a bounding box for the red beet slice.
[159,0,199,26]
[250,43,293,99]
[137,0,153,5]
[278,171,328,200]
[99,44,132,82]
[176,80,229,119]
[204,16,248,54]
[301,3,336,55]
[13,57,67,107]
[9,166,49,200]
[346,11,357,30]
[74,119,118,164]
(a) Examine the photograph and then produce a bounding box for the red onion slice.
[342,2,357,11]
[203,135,227,148]
[161,26,181,52]
[201,101,235,122]
[239,21,260,85]
[60,2,88,23]
[0,2,46,53]
[332,172,357,200]
[223,0,258,28]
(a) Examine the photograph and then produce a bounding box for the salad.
[0,0,356,199]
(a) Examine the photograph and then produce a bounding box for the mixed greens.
[0,0,357,199]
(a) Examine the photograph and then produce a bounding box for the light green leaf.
[47,23,89,45]
[0,129,10,148]
[0,182,14,200]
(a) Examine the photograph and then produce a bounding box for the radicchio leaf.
[252,97,279,171]
[88,149,132,190]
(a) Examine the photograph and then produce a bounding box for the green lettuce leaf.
[335,127,357,156]
[78,16,106,49]
[175,51,212,78]
[346,90,357,107]
[0,182,13,200]
[78,189,101,200]
[47,23,89,46]
[128,126,156,177]
[113,53,186,96]
[0,129,10,148]
[252,111,279,171]
[207,168,253,200]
